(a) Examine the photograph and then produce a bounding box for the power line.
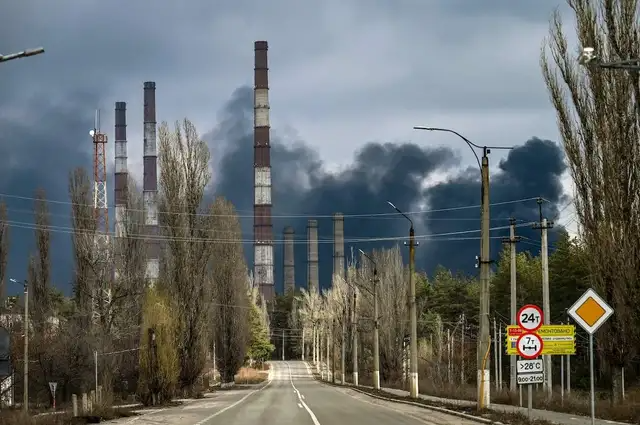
[0,192,546,219]
[1,217,535,245]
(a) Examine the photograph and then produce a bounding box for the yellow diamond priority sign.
[568,288,613,334]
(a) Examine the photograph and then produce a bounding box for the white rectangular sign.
[517,359,543,374]
[517,373,544,385]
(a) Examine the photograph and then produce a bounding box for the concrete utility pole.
[23,280,28,412]
[359,249,380,390]
[413,126,515,409]
[493,318,498,390]
[0,47,44,64]
[352,288,358,386]
[302,328,305,361]
[341,307,346,384]
[502,219,521,392]
[533,200,553,396]
[461,313,465,385]
[282,329,285,361]
[386,201,419,398]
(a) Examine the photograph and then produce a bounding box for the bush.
[234,367,268,385]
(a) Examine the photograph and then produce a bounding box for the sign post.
[48,382,57,410]
[516,304,544,420]
[568,289,613,425]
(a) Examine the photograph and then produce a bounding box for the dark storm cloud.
[0,91,97,296]
[210,87,568,293]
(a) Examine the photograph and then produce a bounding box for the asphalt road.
[112,361,477,425]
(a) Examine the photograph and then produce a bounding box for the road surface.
[113,361,476,425]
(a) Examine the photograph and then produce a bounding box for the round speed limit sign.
[517,304,543,332]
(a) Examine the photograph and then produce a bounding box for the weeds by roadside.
[234,367,268,385]
[351,373,640,424]
[0,405,138,424]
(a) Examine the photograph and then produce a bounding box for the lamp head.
[579,47,597,65]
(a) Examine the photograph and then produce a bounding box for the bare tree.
[31,189,51,334]
[211,197,249,386]
[158,119,213,393]
[0,202,9,302]
[69,167,97,317]
[540,0,640,402]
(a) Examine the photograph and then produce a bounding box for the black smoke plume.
[209,87,569,293]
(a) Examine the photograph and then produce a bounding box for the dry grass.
[0,405,137,424]
[376,376,640,424]
[234,367,268,385]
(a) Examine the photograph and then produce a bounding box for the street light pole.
[413,126,514,409]
[10,278,29,412]
[578,47,640,71]
[386,201,419,398]
[0,47,45,64]
[359,249,380,390]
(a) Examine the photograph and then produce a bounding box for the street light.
[386,200,419,398]
[413,126,513,409]
[578,46,640,71]
[9,278,28,412]
[358,248,380,390]
[0,47,45,64]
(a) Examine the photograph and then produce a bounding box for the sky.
[0,0,580,295]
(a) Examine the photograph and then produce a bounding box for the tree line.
[277,230,636,403]
[0,119,275,408]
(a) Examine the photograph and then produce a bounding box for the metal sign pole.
[527,384,532,419]
[589,333,595,425]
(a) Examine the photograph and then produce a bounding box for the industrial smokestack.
[283,227,295,294]
[253,40,274,302]
[114,102,127,239]
[307,220,319,294]
[143,82,159,285]
[332,213,345,283]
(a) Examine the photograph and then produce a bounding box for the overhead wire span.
[0,192,546,219]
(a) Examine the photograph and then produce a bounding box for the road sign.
[517,373,544,385]
[505,325,576,355]
[517,359,543,374]
[568,288,613,334]
[516,332,543,359]
[49,381,57,395]
[517,304,543,332]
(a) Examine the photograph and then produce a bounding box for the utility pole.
[478,147,492,408]
[386,201,419,398]
[412,127,514,409]
[352,289,358,385]
[282,329,285,361]
[23,280,28,413]
[461,313,465,385]
[502,218,521,392]
[533,199,553,396]
[359,248,380,390]
[331,318,336,383]
[493,318,498,390]
[447,328,451,384]
[302,328,305,361]
[341,307,346,384]
[498,323,503,390]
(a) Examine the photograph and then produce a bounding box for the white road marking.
[301,394,305,399]
[193,375,273,425]
[286,362,321,425]
[336,387,448,425]
[298,403,303,408]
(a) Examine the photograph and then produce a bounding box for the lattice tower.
[91,110,112,324]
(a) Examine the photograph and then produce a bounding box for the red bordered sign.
[517,304,543,332]
[516,332,543,359]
